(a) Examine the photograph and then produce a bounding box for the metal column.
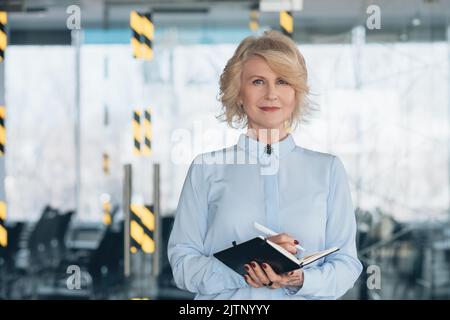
[123,164,132,278]
[72,29,82,217]
[448,25,450,224]
[152,163,161,278]
[351,25,366,209]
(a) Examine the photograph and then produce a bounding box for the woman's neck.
[246,127,288,144]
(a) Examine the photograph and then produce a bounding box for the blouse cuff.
[295,267,322,296]
[212,256,249,289]
[283,267,321,296]
[283,285,303,295]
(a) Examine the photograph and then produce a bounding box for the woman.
[167,30,362,299]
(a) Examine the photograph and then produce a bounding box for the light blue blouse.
[167,133,362,300]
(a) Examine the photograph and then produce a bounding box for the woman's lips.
[259,107,280,112]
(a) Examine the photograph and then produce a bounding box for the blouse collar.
[237,132,296,161]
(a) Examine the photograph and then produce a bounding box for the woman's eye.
[277,79,289,85]
[252,79,264,85]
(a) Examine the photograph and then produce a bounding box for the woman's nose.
[265,84,278,101]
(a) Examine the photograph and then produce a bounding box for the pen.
[253,221,306,251]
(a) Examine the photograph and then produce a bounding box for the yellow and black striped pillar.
[130,204,154,254]
[0,201,7,248]
[249,8,259,32]
[0,11,7,62]
[102,199,112,226]
[280,10,293,38]
[130,10,143,59]
[132,110,142,155]
[142,108,152,156]
[141,13,154,61]
[102,152,109,175]
[0,106,5,156]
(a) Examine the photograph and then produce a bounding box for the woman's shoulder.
[293,146,349,178]
[192,145,237,164]
[293,145,336,162]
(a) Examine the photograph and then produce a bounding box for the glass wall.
[6,37,448,224]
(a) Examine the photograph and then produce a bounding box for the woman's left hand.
[244,261,304,289]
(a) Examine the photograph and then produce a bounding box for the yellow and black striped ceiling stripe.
[0,11,7,62]
[141,13,154,61]
[249,9,259,32]
[132,110,141,155]
[142,108,152,156]
[130,204,155,253]
[0,201,7,248]
[103,200,112,226]
[130,10,143,59]
[0,106,5,156]
[280,10,293,38]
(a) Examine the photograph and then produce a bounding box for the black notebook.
[213,236,339,276]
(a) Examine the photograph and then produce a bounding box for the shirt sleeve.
[284,156,363,299]
[167,155,248,295]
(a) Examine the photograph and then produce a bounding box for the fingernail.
[294,240,299,245]
[262,263,267,269]
[245,265,249,271]
[251,262,256,268]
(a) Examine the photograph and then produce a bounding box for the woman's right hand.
[266,233,299,255]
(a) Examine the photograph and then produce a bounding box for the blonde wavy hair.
[217,30,312,130]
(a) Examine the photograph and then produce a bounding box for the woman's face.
[238,55,296,134]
